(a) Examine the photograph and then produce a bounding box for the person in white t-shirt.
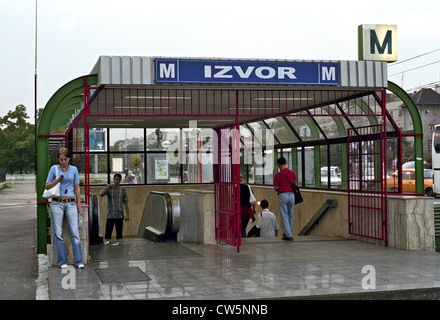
[256,199,279,237]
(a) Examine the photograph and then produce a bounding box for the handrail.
[298,199,336,236]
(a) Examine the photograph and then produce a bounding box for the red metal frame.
[214,122,241,252]
[69,86,391,251]
[83,78,91,251]
[348,124,387,244]
[86,88,386,118]
[63,77,92,249]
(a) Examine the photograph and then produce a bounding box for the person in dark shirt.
[240,174,255,238]
[99,173,130,245]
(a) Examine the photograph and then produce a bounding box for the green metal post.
[387,81,424,194]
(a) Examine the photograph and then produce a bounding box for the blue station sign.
[155,59,339,85]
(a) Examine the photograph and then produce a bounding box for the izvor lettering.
[204,65,296,80]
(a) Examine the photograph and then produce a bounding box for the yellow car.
[386,169,434,196]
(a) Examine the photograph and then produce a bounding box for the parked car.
[386,169,434,196]
[361,167,390,190]
[402,161,428,169]
[321,166,341,187]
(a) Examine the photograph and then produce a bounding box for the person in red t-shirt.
[273,157,297,241]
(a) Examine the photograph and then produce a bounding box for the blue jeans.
[278,192,295,237]
[50,201,83,267]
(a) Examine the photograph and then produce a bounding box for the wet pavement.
[45,236,440,300]
[2,181,440,301]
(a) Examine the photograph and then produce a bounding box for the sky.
[1,0,440,121]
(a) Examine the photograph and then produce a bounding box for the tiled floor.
[45,236,440,300]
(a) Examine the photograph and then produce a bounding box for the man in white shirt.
[256,200,279,237]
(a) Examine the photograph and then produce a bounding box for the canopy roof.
[39,56,389,138]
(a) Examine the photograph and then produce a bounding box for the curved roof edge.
[387,80,424,194]
[38,75,98,135]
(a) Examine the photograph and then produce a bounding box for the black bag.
[247,213,261,237]
[292,185,303,204]
[247,225,260,237]
[279,172,303,204]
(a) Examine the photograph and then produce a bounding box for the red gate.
[214,123,241,252]
[348,124,387,245]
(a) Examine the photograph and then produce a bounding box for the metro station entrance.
[37,56,426,255]
[74,86,391,253]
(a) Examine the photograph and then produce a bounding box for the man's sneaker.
[76,263,85,269]
[111,242,120,246]
[104,240,110,245]
[59,264,68,269]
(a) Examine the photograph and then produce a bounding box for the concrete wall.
[249,186,349,239]
[89,184,435,251]
[387,195,435,250]
[254,187,435,250]
[89,184,214,240]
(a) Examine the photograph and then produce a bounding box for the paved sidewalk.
[0,181,38,300]
[43,236,440,300]
[2,181,440,301]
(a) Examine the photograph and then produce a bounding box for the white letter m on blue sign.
[160,63,175,78]
[321,66,335,81]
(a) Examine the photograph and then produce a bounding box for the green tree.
[0,105,35,173]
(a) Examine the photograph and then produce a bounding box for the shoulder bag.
[248,185,257,206]
[42,165,61,199]
[279,171,303,204]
